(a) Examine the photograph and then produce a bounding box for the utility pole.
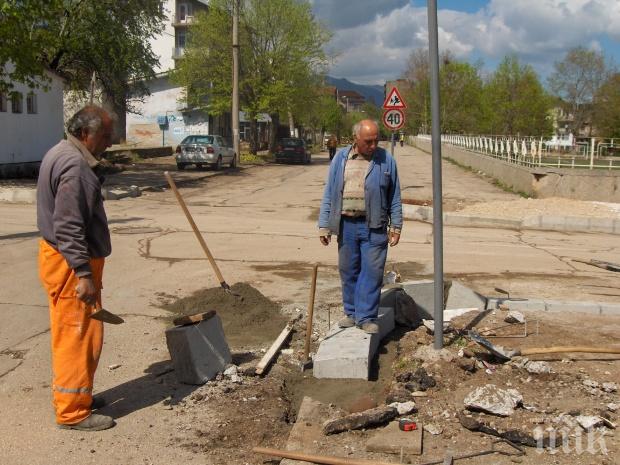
[232,0,240,165]
[428,0,445,350]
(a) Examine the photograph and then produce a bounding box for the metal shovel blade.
[467,330,511,361]
[90,308,124,325]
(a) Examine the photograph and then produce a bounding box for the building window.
[27,92,37,114]
[0,93,6,112]
[177,30,186,49]
[11,92,23,114]
[178,3,193,21]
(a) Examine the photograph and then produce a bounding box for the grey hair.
[352,120,379,137]
[66,105,107,138]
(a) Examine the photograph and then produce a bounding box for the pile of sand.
[162,282,288,349]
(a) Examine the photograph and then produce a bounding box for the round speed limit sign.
[382,108,405,131]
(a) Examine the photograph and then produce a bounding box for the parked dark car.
[175,135,236,170]
[273,138,311,164]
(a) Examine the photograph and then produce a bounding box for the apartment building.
[126,0,235,147]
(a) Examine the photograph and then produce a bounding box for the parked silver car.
[175,135,236,170]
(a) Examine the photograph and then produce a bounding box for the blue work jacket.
[318,146,402,236]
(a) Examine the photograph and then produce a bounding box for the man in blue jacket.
[318,119,402,334]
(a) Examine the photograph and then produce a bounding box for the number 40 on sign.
[383,108,405,131]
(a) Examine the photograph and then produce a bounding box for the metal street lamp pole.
[427,0,445,350]
[232,0,240,165]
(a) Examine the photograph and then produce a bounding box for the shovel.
[164,172,242,299]
[468,330,620,362]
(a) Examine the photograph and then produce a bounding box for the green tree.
[0,1,165,141]
[548,47,608,136]
[592,73,620,138]
[484,55,551,136]
[172,0,330,154]
[440,60,485,133]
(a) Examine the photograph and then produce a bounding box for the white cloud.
[319,0,620,84]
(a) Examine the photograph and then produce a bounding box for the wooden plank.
[173,310,216,327]
[255,315,300,375]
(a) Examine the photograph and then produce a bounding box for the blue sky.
[310,0,620,85]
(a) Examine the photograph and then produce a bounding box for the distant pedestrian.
[327,134,338,160]
[318,119,402,334]
[37,105,115,431]
[399,133,404,147]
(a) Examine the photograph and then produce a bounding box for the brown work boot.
[337,315,355,328]
[57,414,115,431]
[358,321,379,334]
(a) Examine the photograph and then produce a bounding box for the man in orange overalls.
[37,105,114,431]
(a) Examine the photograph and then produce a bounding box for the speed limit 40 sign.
[383,108,405,131]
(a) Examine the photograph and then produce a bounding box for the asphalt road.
[0,145,619,464]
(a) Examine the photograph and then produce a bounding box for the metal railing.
[417,135,620,171]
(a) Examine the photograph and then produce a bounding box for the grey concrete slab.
[313,307,394,379]
[446,280,487,311]
[165,315,232,384]
[545,300,602,315]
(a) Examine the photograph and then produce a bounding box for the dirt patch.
[160,282,288,349]
[284,334,400,415]
[252,262,332,281]
[387,261,428,280]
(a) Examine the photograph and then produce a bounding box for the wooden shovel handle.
[520,346,620,356]
[303,264,319,361]
[164,172,227,286]
[252,446,398,465]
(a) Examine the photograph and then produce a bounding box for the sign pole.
[391,131,396,155]
[428,0,444,350]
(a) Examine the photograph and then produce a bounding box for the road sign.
[383,108,405,131]
[383,86,407,109]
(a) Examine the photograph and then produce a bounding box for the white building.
[0,66,64,176]
[127,0,234,147]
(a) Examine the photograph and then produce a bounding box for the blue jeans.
[338,216,388,325]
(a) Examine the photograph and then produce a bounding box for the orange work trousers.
[38,240,105,425]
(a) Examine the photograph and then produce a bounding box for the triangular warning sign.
[383,87,407,109]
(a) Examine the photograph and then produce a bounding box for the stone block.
[401,280,435,320]
[545,300,602,315]
[165,315,231,384]
[486,298,544,312]
[102,186,141,201]
[366,420,423,456]
[313,307,394,379]
[586,218,614,234]
[601,304,620,316]
[445,280,487,311]
[522,216,542,228]
[540,215,567,231]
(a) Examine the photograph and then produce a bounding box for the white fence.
[417,135,620,170]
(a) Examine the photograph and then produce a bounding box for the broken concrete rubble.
[505,311,525,324]
[464,384,523,416]
[322,405,398,435]
[366,420,423,456]
[388,401,416,415]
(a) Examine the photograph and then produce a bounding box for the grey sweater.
[36,139,111,276]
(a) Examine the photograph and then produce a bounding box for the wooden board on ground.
[281,396,331,465]
[366,420,423,456]
[255,315,301,375]
[173,310,216,327]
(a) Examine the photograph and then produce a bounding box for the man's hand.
[389,231,400,247]
[76,276,97,306]
[319,235,331,246]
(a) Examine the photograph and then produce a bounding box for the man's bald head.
[353,119,380,157]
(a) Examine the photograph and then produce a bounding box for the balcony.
[171,14,194,26]
[172,47,186,60]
